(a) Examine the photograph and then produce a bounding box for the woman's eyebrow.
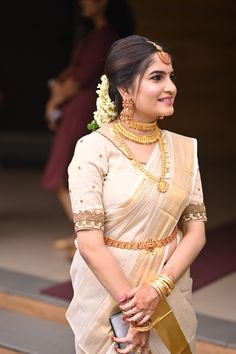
[148,70,174,76]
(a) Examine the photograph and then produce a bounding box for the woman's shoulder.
[74,129,112,154]
[76,131,106,145]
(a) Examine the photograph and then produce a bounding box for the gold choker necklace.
[114,121,160,145]
[112,124,170,193]
[127,120,157,132]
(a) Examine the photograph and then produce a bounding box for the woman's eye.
[170,73,177,82]
[151,75,162,81]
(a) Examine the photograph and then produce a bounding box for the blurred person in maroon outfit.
[41,0,134,255]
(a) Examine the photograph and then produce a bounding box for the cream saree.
[66,127,207,354]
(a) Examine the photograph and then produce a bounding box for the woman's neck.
[120,119,158,137]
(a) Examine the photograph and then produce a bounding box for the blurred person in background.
[41,0,134,257]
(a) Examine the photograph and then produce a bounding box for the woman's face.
[80,0,107,19]
[128,53,177,121]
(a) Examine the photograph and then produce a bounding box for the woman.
[66,35,207,354]
[41,0,133,253]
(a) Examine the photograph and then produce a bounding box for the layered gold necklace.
[127,120,157,132]
[112,121,170,193]
[114,121,160,145]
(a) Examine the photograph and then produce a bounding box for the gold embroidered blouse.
[180,203,207,223]
[180,168,207,224]
[73,210,105,232]
[68,131,207,234]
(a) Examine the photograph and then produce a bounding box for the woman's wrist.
[160,264,176,283]
[147,283,161,302]
[132,319,152,332]
[148,274,175,301]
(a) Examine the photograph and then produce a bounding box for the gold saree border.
[151,298,192,354]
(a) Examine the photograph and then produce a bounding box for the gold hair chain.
[112,122,170,193]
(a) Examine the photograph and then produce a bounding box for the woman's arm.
[77,229,132,300]
[161,221,206,281]
[77,229,151,352]
[119,221,206,325]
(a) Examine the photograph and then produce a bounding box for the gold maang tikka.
[147,40,171,65]
[119,97,134,122]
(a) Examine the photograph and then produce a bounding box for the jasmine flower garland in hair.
[87,75,117,131]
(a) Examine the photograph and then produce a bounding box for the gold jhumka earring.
[158,116,164,120]
[119,97,134,122]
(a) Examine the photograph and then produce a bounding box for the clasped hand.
[119,283,160,326]
[112,284,160,353]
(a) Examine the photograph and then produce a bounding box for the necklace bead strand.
[112,122,170,193]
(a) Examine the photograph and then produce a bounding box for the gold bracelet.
[149,281,165,300]
[158,274,175,290]
[149,274,175,299]
[136,275,175,333]
[152,274,175,292]
[150,280,168,298]
[156,278,172,296]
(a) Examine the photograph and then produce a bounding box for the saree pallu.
[66,129,205,354]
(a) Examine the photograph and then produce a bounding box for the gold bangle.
[152,274,175,291]
[158,274,175,290]
[157,281,170,297]
[150,281,165,300]
[149,274,175,299]
[157,278,172,296]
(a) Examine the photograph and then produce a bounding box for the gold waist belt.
[104,227,178,253]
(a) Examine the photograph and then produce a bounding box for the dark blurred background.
[0,0,235,163]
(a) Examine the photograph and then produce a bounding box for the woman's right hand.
[113,324,150,354]
[119,284,160,326]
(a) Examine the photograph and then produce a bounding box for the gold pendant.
[157,178,169,193]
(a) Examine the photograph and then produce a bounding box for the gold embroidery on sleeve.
[73,210,104,232]
[181,203,207,223]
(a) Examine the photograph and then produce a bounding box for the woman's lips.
[158,97,174,105]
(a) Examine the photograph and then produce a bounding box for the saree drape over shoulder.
[66,128,207,354]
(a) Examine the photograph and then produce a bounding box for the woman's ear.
[117,86,130,101]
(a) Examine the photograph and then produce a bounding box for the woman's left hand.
[118,284,160,326]
[113,324,150,354]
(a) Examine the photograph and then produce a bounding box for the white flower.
[93,75,117,127]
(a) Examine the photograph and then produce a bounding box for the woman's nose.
[164,78,177,95]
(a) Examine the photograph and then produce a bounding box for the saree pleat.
[66,129,203,353]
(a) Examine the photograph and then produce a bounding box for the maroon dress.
[42,24,118,190]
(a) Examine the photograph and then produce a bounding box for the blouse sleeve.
[180,168,207,224]
[68,133,108,233]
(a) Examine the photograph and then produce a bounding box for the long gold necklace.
[127,120,157,132]
[114,121,160,145]
[112,124,170,193]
